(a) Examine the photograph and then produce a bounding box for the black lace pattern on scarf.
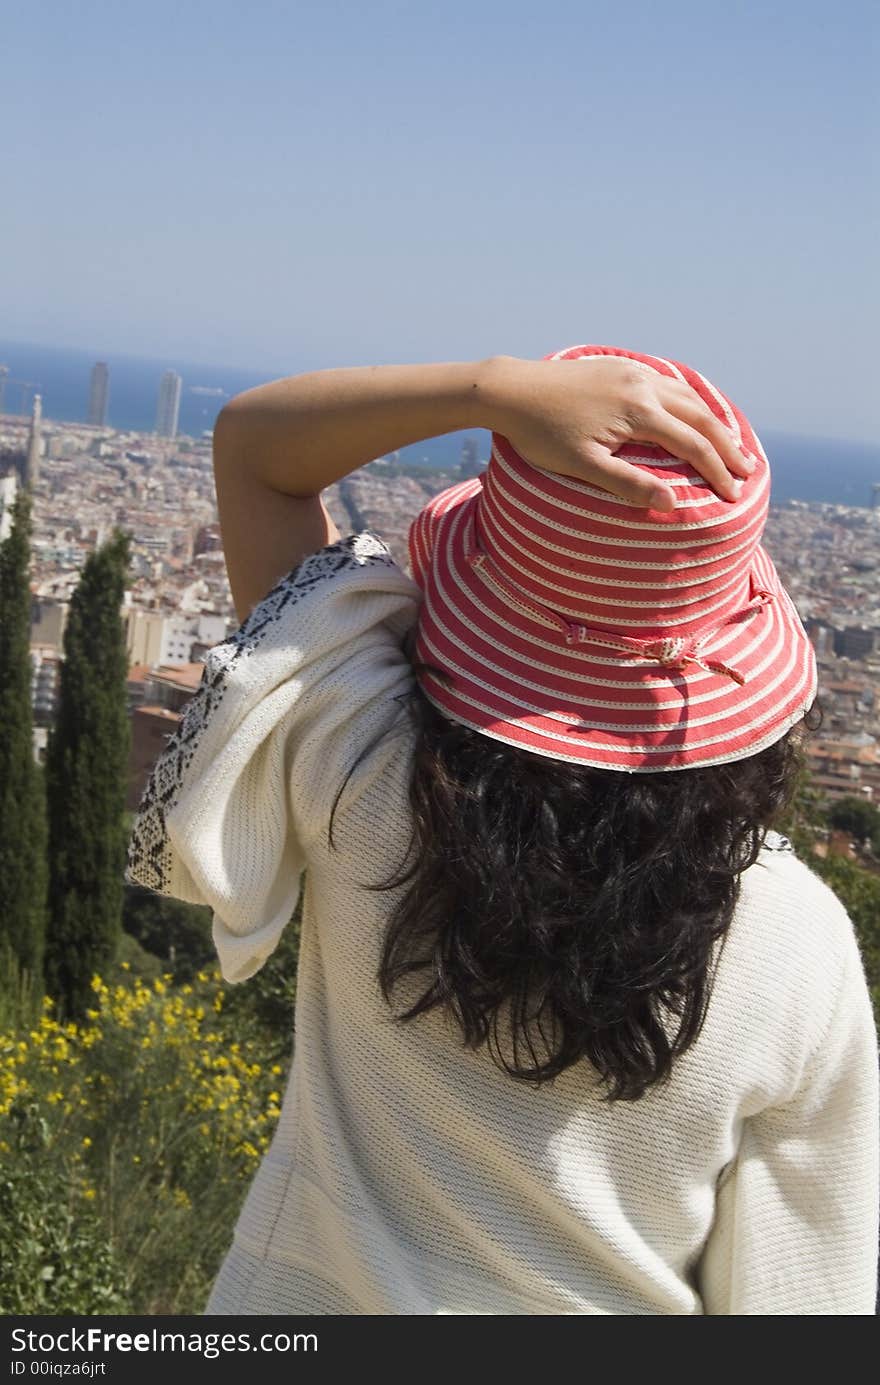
[124,531,396,895]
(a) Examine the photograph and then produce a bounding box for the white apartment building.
[126,607,227,667]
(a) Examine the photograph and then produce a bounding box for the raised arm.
[212,354,753,624]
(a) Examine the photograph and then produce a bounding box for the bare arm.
[215,360,491,499]
[213,360,496,623]
[213,354,752,623]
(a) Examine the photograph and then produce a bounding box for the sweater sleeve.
[696,917,880,1315]
[124,530,421,984]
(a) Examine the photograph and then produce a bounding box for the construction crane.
[0,365,40,416]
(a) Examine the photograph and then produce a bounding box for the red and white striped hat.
[407,345,818,771]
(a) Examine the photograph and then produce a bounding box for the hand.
[484,354,755,511]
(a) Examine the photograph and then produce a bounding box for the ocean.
[2,337,878,508]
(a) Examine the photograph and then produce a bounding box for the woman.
[126,345,879,1315]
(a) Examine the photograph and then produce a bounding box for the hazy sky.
[4,0,878,441]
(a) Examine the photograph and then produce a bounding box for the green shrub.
[825,796,880,853]
[0,967,291,1314]
[0,942,43,1035]
[214,916,299,1067]
[805,851,880,1017]
[0,1146,126,1314]
[111,929,164,983]
[122,886,215,982]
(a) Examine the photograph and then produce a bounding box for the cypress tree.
[44,528,132,1019]
[0,489,48,990]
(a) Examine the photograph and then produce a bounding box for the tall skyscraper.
[25,394,42,490]
[88,362,110,426]
[156,370,182,439]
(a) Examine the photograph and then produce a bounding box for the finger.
[579,446,677,511]
[656,380,755,479]
[632,409,744,502]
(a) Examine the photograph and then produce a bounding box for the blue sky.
[3,0,878,440]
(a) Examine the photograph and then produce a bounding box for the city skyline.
[3,336,880,489]
[2,400,878,807]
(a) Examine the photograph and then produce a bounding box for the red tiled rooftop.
[135,704,180,721]
[824,681,866,694]
[150,662,205,690]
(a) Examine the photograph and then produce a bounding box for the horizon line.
[1,334,878,453]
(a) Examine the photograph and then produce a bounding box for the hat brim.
[408,479,818,772]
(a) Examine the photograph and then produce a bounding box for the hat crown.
[475,426,769,642]
[406,346,816,771]
[462,344,768,642]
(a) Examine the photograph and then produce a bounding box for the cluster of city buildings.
[1,385,879,813]
[763,500,880,803]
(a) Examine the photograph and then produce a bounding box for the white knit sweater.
[125,531,880,1316]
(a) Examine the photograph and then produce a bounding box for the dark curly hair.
[329,665,819,1103]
